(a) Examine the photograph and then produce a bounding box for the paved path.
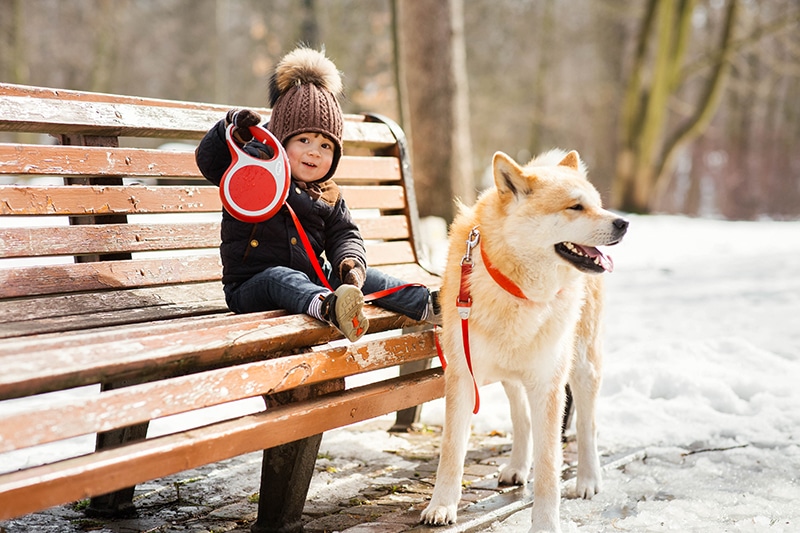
[1,419,638,533]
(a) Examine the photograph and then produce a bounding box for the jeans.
[224,264,430,321]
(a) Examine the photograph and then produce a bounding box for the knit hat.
[267,47,344,182]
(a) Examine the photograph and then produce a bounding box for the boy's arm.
[194,118,231,187]
[195,109,265,187]
[324,196,368,287]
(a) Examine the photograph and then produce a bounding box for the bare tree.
[613,0,739,213]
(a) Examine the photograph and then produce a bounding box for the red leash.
[286,202,424,300]
[453,227,482,414]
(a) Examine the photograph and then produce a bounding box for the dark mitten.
[225,108,262,144]
[243,140,274,160]
[339,258,366,290]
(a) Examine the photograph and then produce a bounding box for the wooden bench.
[0,83,442,529]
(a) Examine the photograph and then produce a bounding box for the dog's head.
[492,150,628,274]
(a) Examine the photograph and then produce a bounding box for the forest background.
[1,0,798,221]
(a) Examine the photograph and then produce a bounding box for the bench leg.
[85,421,150,517]
[390,358,432,432]
[390,324,434,432]
[251,378,345,533]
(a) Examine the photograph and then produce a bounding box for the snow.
[318,214,800,532]
[3,214,799,532]
[416,214,800,532]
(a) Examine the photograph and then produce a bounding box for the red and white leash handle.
[220,124,291,223]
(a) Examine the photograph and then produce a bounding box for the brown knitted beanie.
[267,48,344,182]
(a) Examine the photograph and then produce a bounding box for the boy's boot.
[321,285,368,342]
[425,289,442,326]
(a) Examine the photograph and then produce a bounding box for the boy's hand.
[225,108,262,144]
[339,259,366,290]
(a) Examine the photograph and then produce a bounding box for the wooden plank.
[0,368,444,521]
[0,255,223,298]
[0,144,201,178]
[351,215,409,240]
[0,95,220,139]
[342,185,406,210]
[0,85,396,147]
[365,240,416,266]
[0,330,437,452]
[0,306,417,400]
[0,302,274,348]
[0,184,403,215]
[0,282,225,324]
[0,242,414,297]
[333,156,401,183]
[0,222,221,259]
[0,217,407,260]
[0,185,221,216]
[0,145,401,184]
[0,297,229,339]
[0,83,244,111]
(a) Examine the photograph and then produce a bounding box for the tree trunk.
[397,0,474,221]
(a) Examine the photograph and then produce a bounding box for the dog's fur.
[420,150,628,533]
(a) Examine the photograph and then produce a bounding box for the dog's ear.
[493,152,531,198]
[558,150,581,171]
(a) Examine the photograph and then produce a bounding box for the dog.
[420,149,628,533]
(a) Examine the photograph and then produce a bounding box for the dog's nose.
[613,218,629,234]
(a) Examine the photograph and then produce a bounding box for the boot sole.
[334,285,368,342]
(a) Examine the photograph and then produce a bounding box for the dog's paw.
[420,504,457,526]
[498,466,529,486]
[575,473,602,499]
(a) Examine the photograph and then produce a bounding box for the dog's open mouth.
[555,242,615,273]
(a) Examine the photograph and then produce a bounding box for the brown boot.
[321,285,368,342]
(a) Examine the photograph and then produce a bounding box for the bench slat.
[0,145,402,182]
[0,306,417,400]
[0,185,219,215]
[0,368,444,521]
[0,262,438,340]
[0,215,408,259]
[0,330,436,452]
[0,241,413,299]
[0,95,220,139]
[0,185,404,215]
[0,223,220,258]
[0,255,222,299]
[0,86,398,148]
[0,285,229,340]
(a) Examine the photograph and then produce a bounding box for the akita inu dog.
[420,150,628,533]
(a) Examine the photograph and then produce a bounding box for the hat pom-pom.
[269,47,342,106]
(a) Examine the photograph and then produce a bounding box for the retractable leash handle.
[220,124,291,223]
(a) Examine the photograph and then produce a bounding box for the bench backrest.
[0,83,429,336]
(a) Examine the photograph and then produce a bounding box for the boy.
[195,47,438,343]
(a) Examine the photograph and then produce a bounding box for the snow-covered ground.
[2,214,799,533]
[425,214,800,532]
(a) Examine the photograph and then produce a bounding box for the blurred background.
[1,0,798,221]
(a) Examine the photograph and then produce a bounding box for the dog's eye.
[568,204,584,211]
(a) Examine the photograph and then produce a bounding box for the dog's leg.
[498,381,532,485]
[420,371,475,526]
[570,336,603,498]
[570,279,604,499]
[527,379,566,533]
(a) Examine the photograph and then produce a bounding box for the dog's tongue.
[578,245,614,272]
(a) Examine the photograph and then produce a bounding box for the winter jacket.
[195,118,366,286]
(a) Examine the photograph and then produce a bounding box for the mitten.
[225,108,262,145]
[243,140,274,160]
[339,258,366,290]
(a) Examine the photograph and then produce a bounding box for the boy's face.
[285,132,335,183]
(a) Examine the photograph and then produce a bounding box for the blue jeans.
[224,264,430,321]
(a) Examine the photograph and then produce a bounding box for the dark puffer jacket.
[195,118,366,286]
